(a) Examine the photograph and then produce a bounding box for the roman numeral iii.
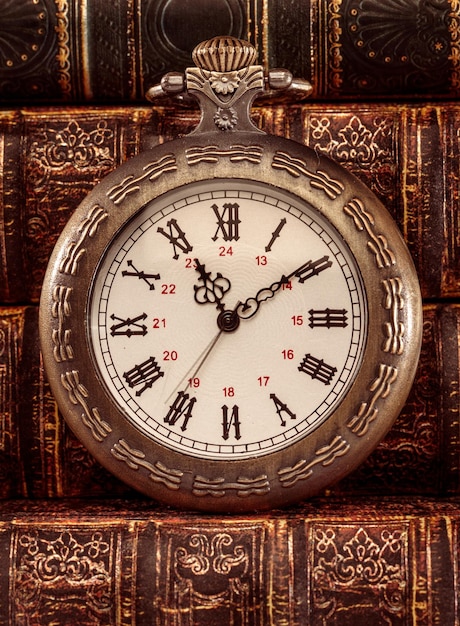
[308,308,348,328]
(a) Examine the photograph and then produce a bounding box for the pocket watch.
[40,36,422,511]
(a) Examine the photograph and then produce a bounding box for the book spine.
[0,112,26,303]
[0,305,133,499]
[0,304,457,499]
[296,101,460,300]
[0,106,151,304]
[334,304,460,496]
[0,498,458,625]
[1,0,460,103]
[2,103,459,302]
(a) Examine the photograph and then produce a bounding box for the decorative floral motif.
[214,106,238,130]
[0,0,49,72]
[175,532,248,577]
[312,524,408,621]
[29,119,114,181]
[160,524,264,624]
[307,112,396,200]
[13,528,114,619]
[309,114,393,167]
[210,70,240,94]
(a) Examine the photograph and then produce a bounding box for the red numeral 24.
[219,246,233,256]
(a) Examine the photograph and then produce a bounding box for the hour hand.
[193,259,231,312]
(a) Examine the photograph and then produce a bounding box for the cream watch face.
[88,180,367,460]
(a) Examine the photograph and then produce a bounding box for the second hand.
[165,328,224,404]
[165,303,241,404]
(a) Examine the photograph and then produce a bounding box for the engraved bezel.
[39,131,422,511]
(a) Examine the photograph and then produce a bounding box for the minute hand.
[237,255,332,320]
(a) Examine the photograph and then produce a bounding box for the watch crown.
[192,36,258,72]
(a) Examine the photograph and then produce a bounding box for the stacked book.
[1,1,459,623]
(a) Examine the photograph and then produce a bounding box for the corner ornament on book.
[40,36,422,512]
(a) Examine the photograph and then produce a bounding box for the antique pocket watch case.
[39,37,422,511]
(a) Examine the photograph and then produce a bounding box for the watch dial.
[88,179,367,460]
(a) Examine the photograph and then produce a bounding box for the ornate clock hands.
[193,256,333,323]
[237,256,332,320]
[193,259,231,313]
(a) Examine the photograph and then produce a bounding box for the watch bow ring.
[40,36,422,512]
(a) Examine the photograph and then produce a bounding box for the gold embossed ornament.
[40,37,422,511]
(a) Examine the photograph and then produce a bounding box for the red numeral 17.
[257,376,270,386]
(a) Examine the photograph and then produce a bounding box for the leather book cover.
[1,103,459,303]
[1,0,459,103]
[0,303,458,500]
[0,497,458,624]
